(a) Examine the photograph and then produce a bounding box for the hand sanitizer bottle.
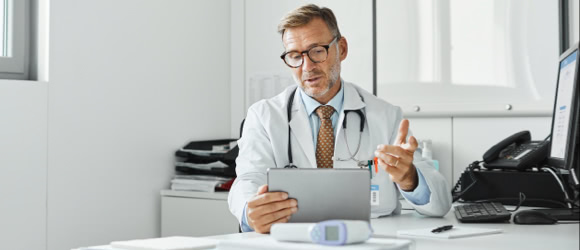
[421,139,439,170]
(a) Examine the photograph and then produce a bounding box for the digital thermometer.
[271,220,373,246]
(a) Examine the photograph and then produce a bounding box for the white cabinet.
[409,116,552,186]
[376,0,559,116]
[161,190,239,237]
[407,117,453,185]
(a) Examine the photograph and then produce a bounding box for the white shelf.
[160,190,229,200]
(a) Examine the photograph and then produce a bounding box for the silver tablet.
[267,168,370,223]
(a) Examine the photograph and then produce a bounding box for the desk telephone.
[482,130,549,170]
[452,131,550,209]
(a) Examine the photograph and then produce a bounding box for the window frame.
[0,0,29,80]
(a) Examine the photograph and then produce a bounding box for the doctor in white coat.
[228,4,452,234]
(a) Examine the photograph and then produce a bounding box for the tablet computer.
[267,168,370,223]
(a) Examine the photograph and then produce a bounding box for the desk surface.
[368,207,579,250]
[77,205,579,250]
[202,207,579,250]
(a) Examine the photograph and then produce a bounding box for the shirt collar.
[299,79,344,116]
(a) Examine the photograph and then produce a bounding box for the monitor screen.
[550,50,578,159]
[548,44,579,170]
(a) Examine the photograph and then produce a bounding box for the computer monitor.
[533,43,580,220]
[547,42,579,183]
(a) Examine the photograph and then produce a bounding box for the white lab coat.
[228,81,452,225]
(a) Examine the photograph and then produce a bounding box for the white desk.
[369,207,579,250]
[201,207,579,250]
[76,206,579,250]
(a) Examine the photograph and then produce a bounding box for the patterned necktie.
[315,105,336,168]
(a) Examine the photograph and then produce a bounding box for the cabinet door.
[376,0,559,116]
[162,197,239,237]
[408,118,453,185]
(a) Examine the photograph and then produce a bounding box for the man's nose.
[301,54,316,72]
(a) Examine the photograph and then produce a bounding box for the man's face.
[282,18,347,101]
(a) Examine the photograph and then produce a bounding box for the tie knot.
[315,105,335,120]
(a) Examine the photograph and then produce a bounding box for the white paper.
[173,175,232,181]
[397,226,503,239]
[217,237,411,250]
[175,161,229,170]
[178,148,228,156]
[170,182,220,192]
[111,236,217,250]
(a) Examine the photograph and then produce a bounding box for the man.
[228,4,452,234]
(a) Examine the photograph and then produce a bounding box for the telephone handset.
[482,131,549,170]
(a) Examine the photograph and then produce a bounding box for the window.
[0,0,29,80]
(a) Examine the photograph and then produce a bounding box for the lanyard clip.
[357,161,369,169]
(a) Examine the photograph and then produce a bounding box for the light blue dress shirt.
[299,80,345,145]
[241,81,431,232]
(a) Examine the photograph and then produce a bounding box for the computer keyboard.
[454,202,512,223]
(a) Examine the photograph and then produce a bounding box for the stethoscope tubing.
[284,87,365,168]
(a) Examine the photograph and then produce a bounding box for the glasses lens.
[284,52,302,67]
[308,46,328,63]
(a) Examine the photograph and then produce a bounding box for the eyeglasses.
[280,36,339,68]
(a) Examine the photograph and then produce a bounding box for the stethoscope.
[284,87,366,168]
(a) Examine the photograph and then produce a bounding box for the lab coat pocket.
[370,170,398,217]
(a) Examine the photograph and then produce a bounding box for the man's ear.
[338,36,348,61]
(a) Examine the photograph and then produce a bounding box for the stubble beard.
[294,56,341,99]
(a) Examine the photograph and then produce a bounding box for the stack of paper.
[175,161,229,170]
[170,175,233,192]
[178,141,237,156]
[216,237,411,250]
[110,236,217,250]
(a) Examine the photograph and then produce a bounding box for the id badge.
[370,184,379,206]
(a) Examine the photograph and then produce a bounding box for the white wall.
[231,0,374,137]
[1,0,231,250]
[0,81,47,250]
[47,1,231,249]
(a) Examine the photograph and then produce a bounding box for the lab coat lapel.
[342,82,366,111]
[288,90,317,168]
[335,82,367,150]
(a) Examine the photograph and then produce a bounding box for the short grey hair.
[277,4,341,39]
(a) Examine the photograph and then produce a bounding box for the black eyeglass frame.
[280,36,340,68]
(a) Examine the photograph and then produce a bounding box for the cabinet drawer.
[161,196,238,237]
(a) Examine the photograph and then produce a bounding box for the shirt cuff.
[399,167,431,205]
[241,202,254,232]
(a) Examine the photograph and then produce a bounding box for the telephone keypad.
[502,143,538,160]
